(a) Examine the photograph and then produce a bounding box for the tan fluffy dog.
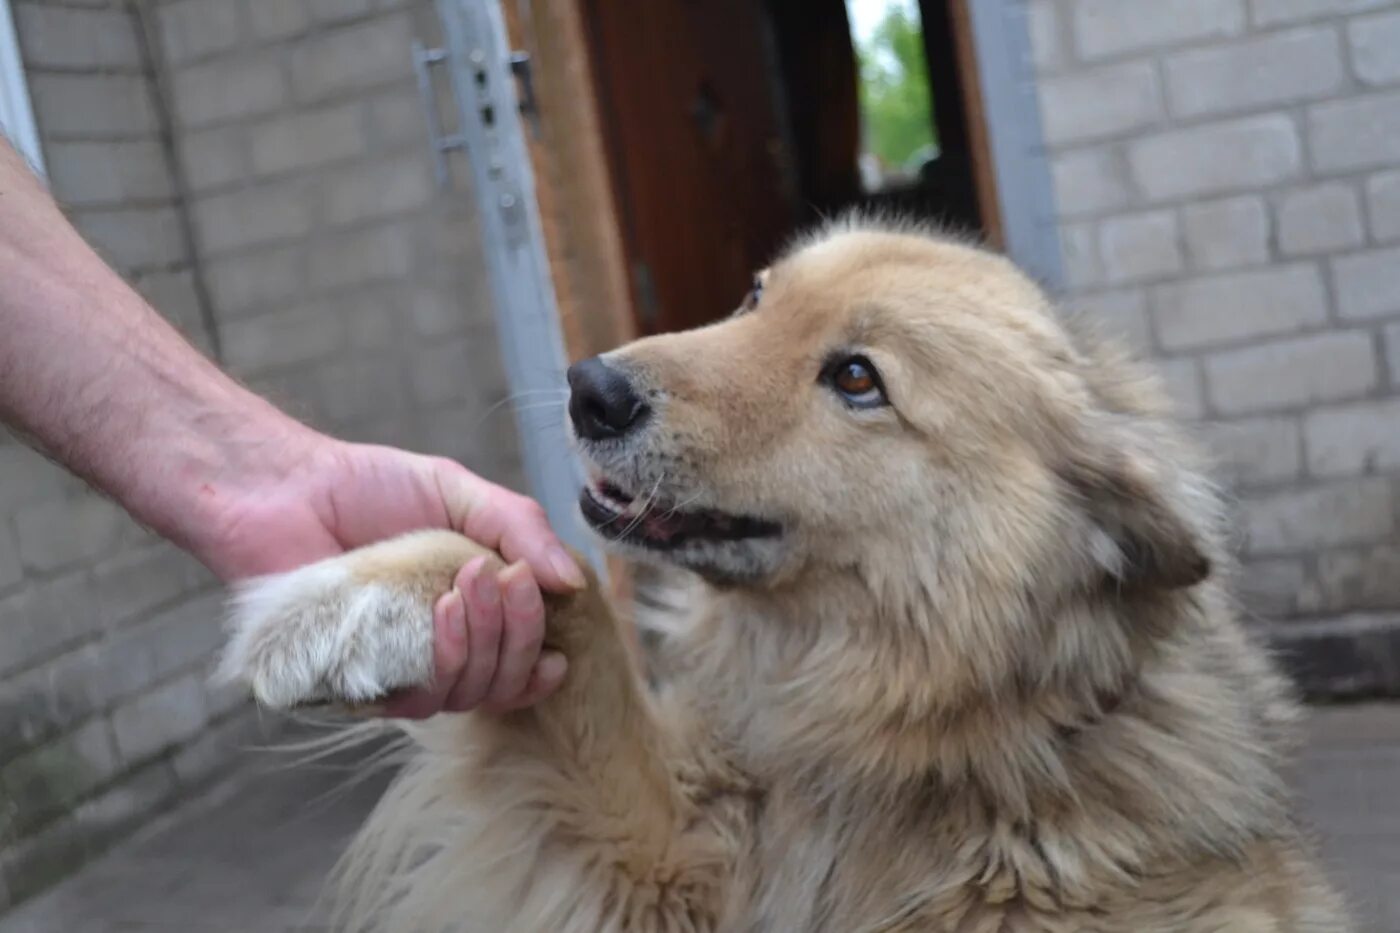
[221,219,1349,931]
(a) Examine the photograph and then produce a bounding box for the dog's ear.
[1060,439,1211,592]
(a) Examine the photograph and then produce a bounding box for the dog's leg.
[219,530,731,931]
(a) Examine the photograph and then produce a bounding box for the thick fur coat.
[222,221,1348,931]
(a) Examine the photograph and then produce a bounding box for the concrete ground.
[2,704,1398,932]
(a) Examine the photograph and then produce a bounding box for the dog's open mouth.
[579,477,780,549]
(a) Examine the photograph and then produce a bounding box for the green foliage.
[855,4,937,170]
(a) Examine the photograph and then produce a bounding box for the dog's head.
[569,220,1215,605]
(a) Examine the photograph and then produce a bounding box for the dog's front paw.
[217,557,435,710]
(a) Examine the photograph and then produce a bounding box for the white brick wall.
[0,0,520,912]
[1031,0,1400,636]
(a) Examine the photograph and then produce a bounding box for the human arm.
[0,138,581,714]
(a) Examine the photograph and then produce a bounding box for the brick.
[134,269,206,336]
[1074,0,1244,60]
[92,543,213,630]
[410,288,475,338]
[288,15,414,102]
[1051,147,1128,217]
[1239,557,1308,616]
[1181,196,1269,271]
[346,298,400,349]
[221,302,346,374]
[75,759,177,843]
[1075,289,1152,356]
[1381,325,1400,385]
[45,141,174,208]
[122,594,224,685]
[1205,331,1377,415]
[74,207,188,272]
[1060,222,1101,289]
[1277,184,1364,255]
[27,74,158,139]
[1,814,87,908]
[71,599,219,716]
[1196,417,1302,486]
[15,4,142,71]
[320,152,433,227]
[177,125,249,193]
[1305,398,1400,477]
[248,103,367,176]
[1128,115,1300,202]
[110,674,208,764]
[1164,27,1343,119]
[1152,264,1326,352]
[1367,170,1400,242]
[1348,10,1400,87]
[203,245,307,318]
[1242,477,1392,555]
[1038,62,1162,145]
[0,523,19,590]
[14,495,126,574]
[172,54,288,129]
[170,707,267,788]
[1332,246,1400,321]
[192,182,314,254]
[314,358,408,426]
[1251,0,1389,27]
[1097,210,1181,284]
[1027,0,1064,71]
[1312,545,1400,612]
[309,0,376,24]
[0,445,77,514]
[1,720,119,836]
[0,574,100,678]
[306,222,414,290]
[247,0,311,40]
[1157,358,1205,420]
[1309,90,1400,173]
[366,86,428,146]
[408,337,481,407]
[158,0,244,66]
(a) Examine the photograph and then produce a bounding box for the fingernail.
[437,588,467,646]
[537,650,568,685]
[504,564,541,611]
[471,564,499,607]
[547,546,586,590]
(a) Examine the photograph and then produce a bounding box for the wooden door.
[583,0,797,335]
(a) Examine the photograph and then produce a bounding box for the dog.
[220,218,1349,931]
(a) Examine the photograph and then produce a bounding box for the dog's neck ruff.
[685,571,1292,888]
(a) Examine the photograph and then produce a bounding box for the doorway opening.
[579,0,996,337]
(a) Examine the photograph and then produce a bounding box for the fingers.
[483,562,546,707]
[434,461,586,593]
[377,558,566,720]
[378,567,474,720]
[447,557,505,711]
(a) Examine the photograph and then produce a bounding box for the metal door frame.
[421,0,601,568]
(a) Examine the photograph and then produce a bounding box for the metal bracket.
[412,40,466,189]
[427,0,602,569]
[508,50,540,135]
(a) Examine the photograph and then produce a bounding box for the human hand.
[186,432,584,717]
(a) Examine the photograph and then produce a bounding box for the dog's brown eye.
[836,362,874,394]
[825,355,887,409]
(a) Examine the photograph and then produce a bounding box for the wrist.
[122,387,327,562]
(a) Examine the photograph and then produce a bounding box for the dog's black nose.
[567,357,649,441]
